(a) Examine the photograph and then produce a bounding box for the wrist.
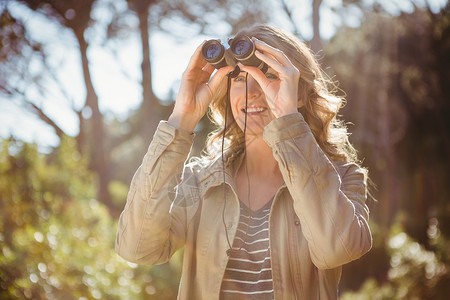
[273,107,298,118]
[168,112,199,133]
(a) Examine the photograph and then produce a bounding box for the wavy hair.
[204,24,359,164]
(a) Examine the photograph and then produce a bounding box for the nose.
[246,75,263,98]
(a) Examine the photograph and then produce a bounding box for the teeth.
[245,107,265,113]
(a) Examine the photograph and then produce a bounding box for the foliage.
[0,0,273,214]
[0,138,182,299]
[1,0,449,299]
[0,6,45,97]
[327,4,450,297]
[341,218,450,300]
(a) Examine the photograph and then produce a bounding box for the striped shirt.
[220,198,274,300]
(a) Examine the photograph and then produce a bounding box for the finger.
[207,66,235,94]
[199,63,215,83]
[240,65,271,91]
[203,63,215,74]
[255,49,300,82]
[185,42,208,72]
[254,50,286,75]
[252,37,293,67]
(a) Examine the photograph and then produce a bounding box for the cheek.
[229,87,242,118]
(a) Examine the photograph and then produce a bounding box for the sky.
[0,0,447,152]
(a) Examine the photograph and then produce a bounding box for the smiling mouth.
[241,106,267,114]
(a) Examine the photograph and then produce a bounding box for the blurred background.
[1,0,449,299]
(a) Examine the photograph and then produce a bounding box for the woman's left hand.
[241,37,301,118]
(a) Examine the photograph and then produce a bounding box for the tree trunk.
[137,8,161,140]
[75,32,114,213]
[311,0,323,53]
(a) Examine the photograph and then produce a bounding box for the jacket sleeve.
[115,121,200,266]
[263,113,372,270]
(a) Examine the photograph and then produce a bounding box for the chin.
[237,120,268,136]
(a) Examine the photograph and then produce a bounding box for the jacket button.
[294,221,300,226]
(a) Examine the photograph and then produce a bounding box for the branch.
[28,102,66,139]
[281,0,303,40]
[109,115,142,149]
[4,85,67,139]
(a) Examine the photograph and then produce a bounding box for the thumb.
[207,66,235,94]
[241,65,269,91]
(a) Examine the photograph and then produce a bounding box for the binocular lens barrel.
[201,37,268,73]
[231,39,252,57]
[201,40,227,69]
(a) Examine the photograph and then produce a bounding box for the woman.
[115,24,372,299]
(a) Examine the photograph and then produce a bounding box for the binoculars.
[201,36,268,75]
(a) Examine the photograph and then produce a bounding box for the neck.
[242,134,280,176]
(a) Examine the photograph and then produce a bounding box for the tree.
[0,0,271,216]
[324,2,450,293]
[0,137,184,299]
[341,220,450,299]
[311,0,323,52]
[4,0,114,213]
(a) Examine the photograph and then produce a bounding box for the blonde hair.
[204,24,359,164]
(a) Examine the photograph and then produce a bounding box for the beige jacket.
[115,113,372,299]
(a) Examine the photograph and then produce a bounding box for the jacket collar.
[195,146,290,199]
[196,148,245,197]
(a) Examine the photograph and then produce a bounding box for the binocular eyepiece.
[201,36,268,76]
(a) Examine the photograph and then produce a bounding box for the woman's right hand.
[168,42,234,133]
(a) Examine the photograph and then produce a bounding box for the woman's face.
[229,68,279,137]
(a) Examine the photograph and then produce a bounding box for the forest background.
[1,0,449,299]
